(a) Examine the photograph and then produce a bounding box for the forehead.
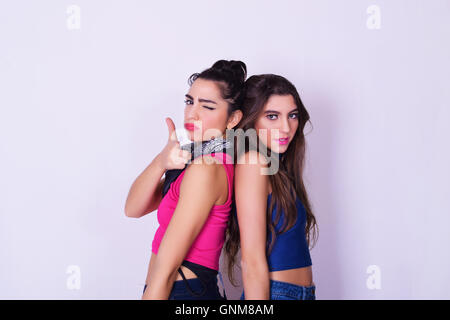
[264,94,297,111]
[188,78,223,101]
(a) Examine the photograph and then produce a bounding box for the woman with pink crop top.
[125,60,246,300]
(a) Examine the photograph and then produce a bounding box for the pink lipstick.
[278,137,289,145]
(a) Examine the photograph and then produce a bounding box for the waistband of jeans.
[180,260,218,279]
[176,260,219,297]
[270,279,316,295]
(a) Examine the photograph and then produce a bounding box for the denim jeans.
[143,276,226,300]
[240,279,316,300]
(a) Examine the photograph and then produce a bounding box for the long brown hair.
[224,74,319,286]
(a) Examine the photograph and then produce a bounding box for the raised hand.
[157,117,191,170]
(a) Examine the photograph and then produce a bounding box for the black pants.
[143,260,227,300]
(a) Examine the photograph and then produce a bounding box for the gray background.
[1,0,449,299]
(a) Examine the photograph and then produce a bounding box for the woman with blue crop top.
[223,74,319,300]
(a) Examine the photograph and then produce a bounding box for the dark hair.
[224,74,319,286]
[188,60,247,116]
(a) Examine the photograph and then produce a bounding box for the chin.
[268,142,287,154]
[187,131,203,142]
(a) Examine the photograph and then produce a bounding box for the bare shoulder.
[181,155,224,188]
[185,155,222,177]
[236,150,270,177]
[235,151,270,195]
[179,154,225,203]
[237,150,270,168]
[234,151,270,221]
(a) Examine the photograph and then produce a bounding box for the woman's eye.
[267,114,278,120]
[289,113,299,119]
[184,99,193,105]
[203,106,215,110]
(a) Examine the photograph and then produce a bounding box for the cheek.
[201,111,228,133]
[202,114,217,128]
[291,121,299,135]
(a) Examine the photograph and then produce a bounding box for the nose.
[185,103,199,121]
[280,117,291,134]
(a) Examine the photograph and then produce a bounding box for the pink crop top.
[151,152,234,271]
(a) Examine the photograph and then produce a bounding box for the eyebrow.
[264,108,298,114]
[185,94,217,105]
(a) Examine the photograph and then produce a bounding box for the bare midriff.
[270,265,314,287]
[145,253,313,288]
[144,186,314,288]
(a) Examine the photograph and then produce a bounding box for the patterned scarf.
[161,135,233,197]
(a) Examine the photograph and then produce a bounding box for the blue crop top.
[265,193,312,271]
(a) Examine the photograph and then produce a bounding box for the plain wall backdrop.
[1,0,449,299]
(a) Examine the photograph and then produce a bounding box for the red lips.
[184,123,196,131]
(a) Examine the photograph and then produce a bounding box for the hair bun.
[188,59,247,109]
[211,60,247,85]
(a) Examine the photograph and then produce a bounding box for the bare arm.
[235,150,271,300]
[124,154,166,218]
[124,117,191,218]
[143,156,223,299]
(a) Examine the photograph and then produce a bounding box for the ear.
[227,110,243,129]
